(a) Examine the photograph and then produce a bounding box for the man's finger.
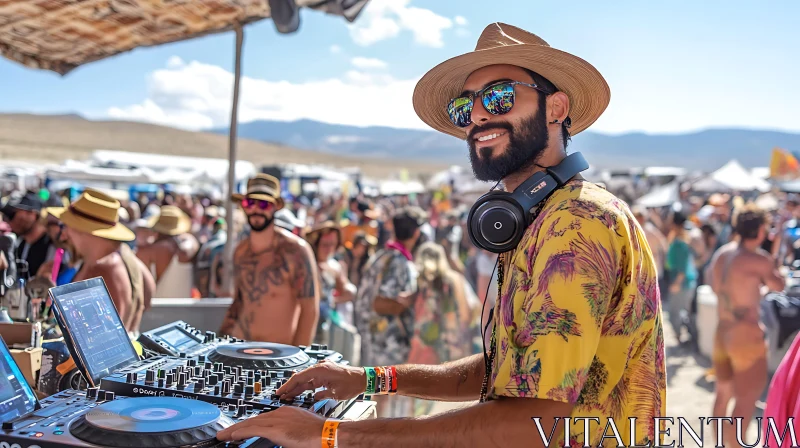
[228,427,274,442]
[217,417,271,440]
[277,366,325,397]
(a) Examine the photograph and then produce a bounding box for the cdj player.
[138,320,237,358]
[0,334,273,447]
[40,278,375,447]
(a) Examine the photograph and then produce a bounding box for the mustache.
[468,121,514,141]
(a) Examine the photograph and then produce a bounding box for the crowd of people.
[1,20,798,447]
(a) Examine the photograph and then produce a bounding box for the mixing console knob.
[263,377,271,387]
[270,393,280,400]
[106,392,115,401]
[213,385,220,395]
[194,366,202,377]
[270,371,279,379]
[235,405,246,418]
[206,331,216,340]
[187,359,196,367]
[96,390,106,401]
[254,372,261,381]
[208,374,219,386]
[222,381,231,395]
[126,373,136,383]
[234,383,243,395]
[177,373,187,389]
[248,370,255,379]
[87,388,99,399]
[311,344,321,350]
[235,367,242,376]
[298,345,307,350]
[254,382,262,395]
[158,369,166,379]
[244,385,254,399]
[321,344,328,350]
[316,353,327,360]
[145,370,155,384]
[194,379,205,392]
[204,361,212,370]
[180,352,186,358]
[166,373,174,387]
[304,393,314,403]
[158,379,165,388]
[282,370,293,378]
[215,363,224,372]
[277,380,284,388]
[246,377,254,386]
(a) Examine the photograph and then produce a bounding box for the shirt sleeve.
[495,209,620,403]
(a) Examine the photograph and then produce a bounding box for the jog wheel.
[207,342,312,371]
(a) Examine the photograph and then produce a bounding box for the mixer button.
[254,382,262,394]
[311,344,321,350]
[234,383,243,395]
[157,379,165,388]
[321,344,328,350]
[105,392,115,401]
[126,373,136,383]
[282,370,293,378]
[157,369,166,379]
[244,385,254,399]
[145,370,155,384]
[270,371,279,379]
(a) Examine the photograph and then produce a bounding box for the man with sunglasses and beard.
[219,174,320,346]
[217,23,665,448]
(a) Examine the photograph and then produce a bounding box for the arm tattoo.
[293,244,317,299]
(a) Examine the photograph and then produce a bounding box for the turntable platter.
[207,342,313,371]
[70,397,233,447]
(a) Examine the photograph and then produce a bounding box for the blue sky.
[2,0,799,134]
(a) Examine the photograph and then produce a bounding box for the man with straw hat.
[219,174,320,346]
[219,23,664,447]
[136,205,199,299]
[47,189,155,336]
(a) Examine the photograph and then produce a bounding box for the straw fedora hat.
[146,205,192,236]
[305,220,341,247]
[232,174,284,210]
[413,22,610,139]
[47,189,135,242]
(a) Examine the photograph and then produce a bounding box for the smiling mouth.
[475,132,507,142]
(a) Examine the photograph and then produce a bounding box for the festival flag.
[770,147,800,179]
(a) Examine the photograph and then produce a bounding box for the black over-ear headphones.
[467,152,590,254]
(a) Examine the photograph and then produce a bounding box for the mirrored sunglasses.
[242,198,274,211]
[446,81,547,128]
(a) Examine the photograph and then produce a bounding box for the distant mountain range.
[212,119,793,171]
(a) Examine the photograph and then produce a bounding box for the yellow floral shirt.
[488,180,666,446]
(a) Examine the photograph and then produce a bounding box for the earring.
[551,119,559,124]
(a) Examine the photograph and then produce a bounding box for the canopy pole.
[223,25,244,295]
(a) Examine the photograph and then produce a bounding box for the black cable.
[480,256,499,369]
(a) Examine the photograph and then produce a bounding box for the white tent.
[704,160,771,192]
[635,183,679,208]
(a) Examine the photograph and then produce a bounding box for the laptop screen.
[0,335,38,422]
[49,277,139,386]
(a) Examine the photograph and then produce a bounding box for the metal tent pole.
[223,25,244,294]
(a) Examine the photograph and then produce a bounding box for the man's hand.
[277,360,366,401]
[216,407,324,448]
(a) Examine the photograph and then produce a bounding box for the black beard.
[467,107,549,183]
[248,215,273,232]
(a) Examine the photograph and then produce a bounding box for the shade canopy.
[0,0,368,75]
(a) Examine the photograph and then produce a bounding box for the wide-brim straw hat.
[232,173,284,210]
[413,22,610,139]
[145,205,192,236]
[47,189,135,242]
[305,221,341,247]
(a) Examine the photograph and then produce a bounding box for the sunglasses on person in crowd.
[242,198,274,211]
[447,80,549,128]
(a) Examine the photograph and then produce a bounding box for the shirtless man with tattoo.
[707,204,785,445]
[219,175,320,346]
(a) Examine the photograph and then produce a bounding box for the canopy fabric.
[635,182,679,208]
[704,160,771,192]
[0,0,368,75]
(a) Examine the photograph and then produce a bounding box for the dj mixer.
[101,342,355,417]
[0,277,376,448]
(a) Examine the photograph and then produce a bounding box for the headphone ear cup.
[467,192,527,253]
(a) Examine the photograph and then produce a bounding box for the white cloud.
[106,58,428,132]
[350,57,388,69]
[329,45,342,54]
[454,16,468,26]
[349,0,453,47]
[325,135,367,145]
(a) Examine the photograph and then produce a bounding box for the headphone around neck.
[467,152,590,254]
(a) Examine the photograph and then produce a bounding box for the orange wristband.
[322,419,340,448]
